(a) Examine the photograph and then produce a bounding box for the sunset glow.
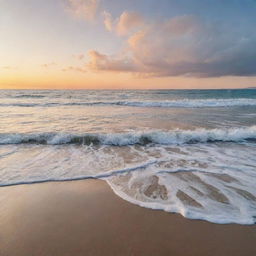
[1,0,256,89]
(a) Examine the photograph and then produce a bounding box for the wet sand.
[0,179,255,256]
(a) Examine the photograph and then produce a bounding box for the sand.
[0,179,256,256]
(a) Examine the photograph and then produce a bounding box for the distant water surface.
[1,89,256,224]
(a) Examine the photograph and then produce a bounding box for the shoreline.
[1,179,256,256]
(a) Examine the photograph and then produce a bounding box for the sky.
[1,0,256,89]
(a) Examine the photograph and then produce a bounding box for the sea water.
[0,89,256,224]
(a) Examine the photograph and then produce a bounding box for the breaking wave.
[1,126,256,145]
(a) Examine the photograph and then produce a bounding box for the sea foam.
[0,142,256,224]
[1,126,256,145]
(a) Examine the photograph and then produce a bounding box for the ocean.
[0,89,256,224]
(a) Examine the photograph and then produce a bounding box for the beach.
[2,0,256,254]
[1,89,256,225]
[1,179,255,256]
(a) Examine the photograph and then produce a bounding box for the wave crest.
[1,126,256,145]
[1,98,256,108]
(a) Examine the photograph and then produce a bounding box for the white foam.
[1,142,256,224]
[115,98,256,108]
[106,144,256,224]
[1,126,256,145]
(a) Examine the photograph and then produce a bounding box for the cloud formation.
[67,0,99,21]
[103,11,144,36]
[89,13,256,77]
[88,50,135,72]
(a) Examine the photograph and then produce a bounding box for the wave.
[1,98,256,108]
[1,126,256,145]
[12,94,46,98]
[0,160,157,187]
[0,103,58,107]
[105,98,256,108]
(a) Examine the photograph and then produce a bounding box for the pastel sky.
[1,0,256,89]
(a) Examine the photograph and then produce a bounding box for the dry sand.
[0,179,255,256]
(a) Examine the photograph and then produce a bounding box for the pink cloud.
[88,14,256,77]
[103,11,144,36]
[87,50,135,72]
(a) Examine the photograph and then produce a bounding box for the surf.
[1,126,256,145]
